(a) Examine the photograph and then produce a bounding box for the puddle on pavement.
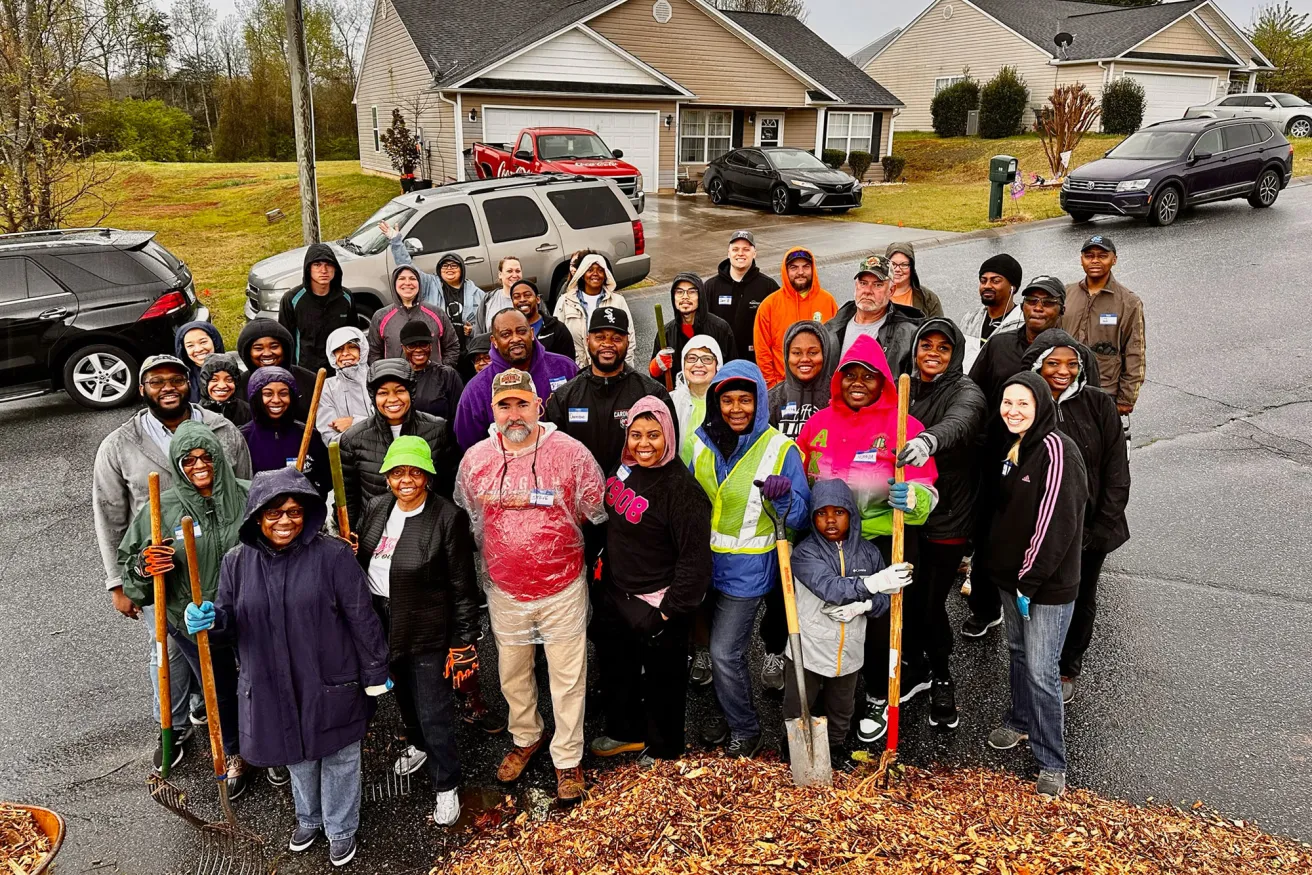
[457,785,554,832]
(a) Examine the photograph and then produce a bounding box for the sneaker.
[152,726,192,773]
[189,703,208,726]
[1061,676,1076,706]
[555,766,586,805]
[267,765,291,787]
[689,649,713,687]
[987,726,1029,750]
[725,734,762,758]
[288,824,319,852]
[700,713,729,747]
[329,836,357,867]
[589,736,645,757]
[433,788,461,826]
[1037,770,1066,797]
[899,674,932,704]
[856,700,888,744]
[393,745,429,777]
[226,754,250,801]
[496,738,543,783]
[761,652,786,692]
[928,678,959,730]
[961,610,1003,639]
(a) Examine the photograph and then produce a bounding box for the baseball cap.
[854,255,891,281]
[491,368,537,404]
[785,248,813,265]
[1021,275,1067,303]
[1080,234,1116,254]
[367,358,416,393]
[729,230,755,246]
[380,435,436,475]
[399,321,434,346]
[139,354,189,382]
[588,306,630,334]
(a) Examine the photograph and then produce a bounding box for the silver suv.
[1183,92,1312,139]
[246,174,650,322]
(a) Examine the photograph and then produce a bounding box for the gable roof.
[849,29,901,69]
[726,11,902,107]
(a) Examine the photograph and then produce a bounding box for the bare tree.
[322,0,367,90]
[215,13,248,78]
[1036,84,1101,178]
[171,0,219,143]
[713,0,807,21]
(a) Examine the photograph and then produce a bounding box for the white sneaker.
[393,745,428,777]
[433,788,461,826]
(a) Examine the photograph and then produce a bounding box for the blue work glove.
[887,478,916,512]
[185,600,215,635]
[365,679,394,697]
[1015,593,1031,621]
[759,474,792,502]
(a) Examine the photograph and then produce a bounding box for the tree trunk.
[284,0,320,244]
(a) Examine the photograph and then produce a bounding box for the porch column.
[1247,71,1257,93]
[814,107,826,154]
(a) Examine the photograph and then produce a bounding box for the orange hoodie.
[753,247,838,388]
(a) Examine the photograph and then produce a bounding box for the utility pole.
[284,0,321,244]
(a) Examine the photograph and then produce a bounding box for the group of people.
[93,224,1144,864]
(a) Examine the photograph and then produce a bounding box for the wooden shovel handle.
[148,473,171,738]
[182,517,226,780]
[886,374,910,752]
[296,368,327,471]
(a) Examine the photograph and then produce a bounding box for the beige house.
[353,0,902,191]
[860,0,1273,131]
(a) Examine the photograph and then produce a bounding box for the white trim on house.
[453,94,466,181]
[453,87,678,100]
[754,113,784,147]
[1182,11,1245,66]
[1077,57,1239,71]
[886,110,895,159]
[813,107,826,154]
[351,0,382,105]
[1196,0,1274,68]
[1116,11,1242,66]
[824,110,878,156]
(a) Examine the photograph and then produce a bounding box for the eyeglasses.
[673,288,698,298]
[181,453,214,470]
[261,506,305,523]
[144,376,189,390]
[889,262,911,272]
[684,354,718,366]
[1023,296,1060,307]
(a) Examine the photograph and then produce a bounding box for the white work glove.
[862,562,913,595]
[365,679,394,697]
[896,433,937,468]
[821,600,873,624]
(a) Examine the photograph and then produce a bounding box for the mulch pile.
[441,758,1312,875]
[0,804,52,875]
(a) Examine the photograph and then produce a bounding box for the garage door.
[1122,72,1217,125]
[482,108,659,190]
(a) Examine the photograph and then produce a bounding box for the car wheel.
[1148,185,1181,227]
[1287,117,1311,139]
[707,177,726,205]
[770,185,793,216]
[62,343,139,410]
[1068,211,1094,223]
[1248,168,1281,208]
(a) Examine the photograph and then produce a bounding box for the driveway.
[641,193,955,282]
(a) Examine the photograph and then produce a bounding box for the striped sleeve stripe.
[1019,433,1064,579]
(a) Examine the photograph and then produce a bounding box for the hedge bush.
[82,98,195,161]
[881,154,907,182]
[821,148,847,169]
[847,150,873,181]
[978,66,1030,138]
[1101,77,1146,135]
[930,77,980,137]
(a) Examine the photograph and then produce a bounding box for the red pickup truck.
[472,127,645,212]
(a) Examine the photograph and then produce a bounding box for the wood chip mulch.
[440,758,1312,875]
[0,804,52,875]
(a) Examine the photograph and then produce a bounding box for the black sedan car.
[703,147,862,215]
[1061,117,1293,227]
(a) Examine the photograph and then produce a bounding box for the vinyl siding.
[782,109,816,152]
[483,28,665,86]
[1136,16,1227,57]
[862,0,1057,130]
[1193,6,1258,65]
[591,0,812,106]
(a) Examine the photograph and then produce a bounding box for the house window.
[679,110,732,163]
[826,111,875,154]
[371,106,380,152]
[935,75,967,94]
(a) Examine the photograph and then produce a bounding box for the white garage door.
[1122,72,1217,125]
[482,107,659,190]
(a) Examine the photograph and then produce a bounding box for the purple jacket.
[212,467,388,767]
[239,366,331,497]
[453,340,579,450]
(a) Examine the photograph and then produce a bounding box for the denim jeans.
[1000,592,1074,773]
[287,740,362,842]
[167,626,240,755]
[144,605,194,732]
[709,592,763,739]
[393,651,461,792]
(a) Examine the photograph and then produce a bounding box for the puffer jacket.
[553,254,636,369]
[790,479,890,677]
[339,407,452,528]
[366,265,458,367]
[767,320,839,440]
[235,319,317,421]
[174,320,225,401]
[649,272,737,377]
[316,326,372,443]
[276,243,357,375]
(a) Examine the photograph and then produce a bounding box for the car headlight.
[634,173,643,193]
[260,287,291,311]
[793,180,818,190]
[1116,178,1151,192]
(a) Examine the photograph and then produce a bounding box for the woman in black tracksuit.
[1021,328,1130,703]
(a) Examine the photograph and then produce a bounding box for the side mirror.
[612,149,624,159]
[1190,151,1212,162]
[513,150,533,162]
[403,237,422,254]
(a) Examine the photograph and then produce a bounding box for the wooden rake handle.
[181,517,227,781]
[295,368,327,471]
[886,373,911,754]
[148,472,172,761]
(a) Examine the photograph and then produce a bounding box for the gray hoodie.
[316,326,373,443]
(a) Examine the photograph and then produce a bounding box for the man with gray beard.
[454,369,606,806]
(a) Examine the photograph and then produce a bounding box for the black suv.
[1061,118,1294,226]
[0,229,206,409]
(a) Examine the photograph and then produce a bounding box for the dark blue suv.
[1061,118,1294,227]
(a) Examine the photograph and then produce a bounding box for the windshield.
[1274,94,1309,108]
[342,202,417,255]
[769,149,828,171]
[1106,130,1196,160]
[537,134,615,161]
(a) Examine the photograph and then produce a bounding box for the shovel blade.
[784,716,833,787]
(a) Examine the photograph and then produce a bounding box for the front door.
[755,115,783,149]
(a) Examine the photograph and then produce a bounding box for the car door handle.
[38,307,68,320]
[535,243,558,252]
[463,256,485,265]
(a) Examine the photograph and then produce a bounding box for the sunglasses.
[261,506,305,523]
[180,453,214,470]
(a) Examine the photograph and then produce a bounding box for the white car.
[1183,92,1311,139]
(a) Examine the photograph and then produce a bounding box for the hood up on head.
[621,395,678,468]
[809,478,862,552]
[389,264,423,308]
[198,353,243,402]
[911,317,968,384]
[700,359,771,461]
[886,241,923,291]
[436,252,466,288]
[780,319,839,401]
[669,271,706,325]
[829,334,897,414]
[174,321,224,365]
[325,326,369,383]
[246,365,299,424]
[568,253,617,297]
[236,319,295,371]
[1020,328,1095,406]
[239,467,327,548]
[168,419,246,523]
[681,333,723,367]
[1000,370,1059,456]
[778,247,820,298]
[302,242,344,296]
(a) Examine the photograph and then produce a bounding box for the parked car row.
[1184,92,1312,140]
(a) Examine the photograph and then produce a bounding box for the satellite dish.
[1054,32,1074,48]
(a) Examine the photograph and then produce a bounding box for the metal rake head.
[147,775,208,829]
[366,767,413,802]
[195,823,267,875]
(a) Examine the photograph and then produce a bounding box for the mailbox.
[989,155,1018,184]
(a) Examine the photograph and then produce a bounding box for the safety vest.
[690,429,794,555]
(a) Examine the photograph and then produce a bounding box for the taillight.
[632,220,645,256]
[139,290,187,320]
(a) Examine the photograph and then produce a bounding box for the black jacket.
[825,301,923,377]
[410,364,464,423]
[1021,329,1130,554]
[544,367,676,475]
[651,272,737,375]
[277,243,357,375]
[357,491,479,659]
[703,259,778,364]
[235,319,318,421]
[909,318,988,541]
[535,312,577,361]
[340,410,453,528]
[989,371,1088,604]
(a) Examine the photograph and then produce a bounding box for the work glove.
[896,433,937,468]
[185,600,215,635]
[759,474,792,502]
[139,540,175,578]
[1015,593,1031,621]
[887,479,916,512]
[654,347,674,373]
[862,562,913,595]
[821,599,873,624]
[445,644,479,691]
[365,679,394,697]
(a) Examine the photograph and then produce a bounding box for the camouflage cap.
[854,254,891,281]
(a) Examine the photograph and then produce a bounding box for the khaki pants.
[486,577,589,769]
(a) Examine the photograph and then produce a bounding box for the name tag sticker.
[1100,313,1118,326]
[174,523,202,540]
[853,450,880,463]
[286,457,298,468]
[616,464,631,481]
[782,402,798,416]
[568,408,589,423]
[529,488,555,507]
[549,376,567,391]
[718,295,733,306]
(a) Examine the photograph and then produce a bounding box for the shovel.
[295,367,328,472]
[757,482,832,787]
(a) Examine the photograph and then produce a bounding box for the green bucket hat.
[380,435,436,475]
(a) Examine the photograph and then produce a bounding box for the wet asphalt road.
[2,185,1311,873]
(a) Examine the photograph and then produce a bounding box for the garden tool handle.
[886,374,911,753]
[148,473,172,772]
[182,517,227,781]
[296,368,327,471]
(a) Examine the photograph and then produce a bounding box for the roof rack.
[464,173,597,197]
[0,227,118,241]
